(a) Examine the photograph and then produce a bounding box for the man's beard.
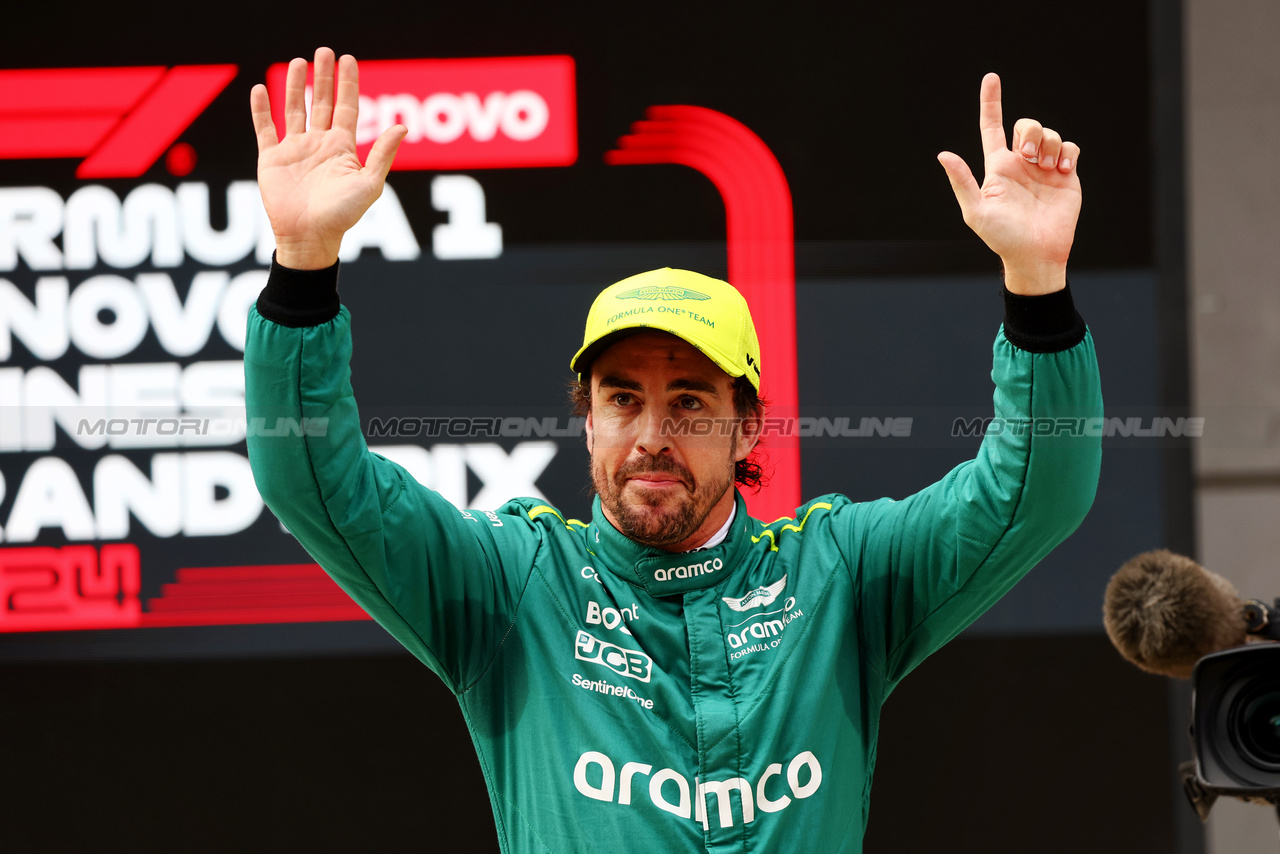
[592,431,737,548]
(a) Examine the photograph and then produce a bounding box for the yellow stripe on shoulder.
[752,529,778,552]
[781,502,833,533]
[527,505,586,532]
[751,502,833,552]
[528,505,565,523]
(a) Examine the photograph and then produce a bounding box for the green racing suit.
[244,260,1102,853]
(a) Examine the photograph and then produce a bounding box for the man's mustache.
[616,456,693,489]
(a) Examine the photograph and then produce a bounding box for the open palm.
[938,74,1081,295]
[250,48,406,270]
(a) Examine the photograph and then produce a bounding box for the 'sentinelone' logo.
[574,629,652,682]
[617,286,711,301]
[722,575,786,612]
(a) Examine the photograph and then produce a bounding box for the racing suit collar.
[588,490,753,598]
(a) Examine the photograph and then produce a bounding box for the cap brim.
[570,324,747,384]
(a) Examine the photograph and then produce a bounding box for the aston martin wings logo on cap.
[722,575,787,612]
[616,286,712,301]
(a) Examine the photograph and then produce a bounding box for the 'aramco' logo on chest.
[573,749,823,829]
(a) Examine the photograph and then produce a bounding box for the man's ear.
[735,411,763,462]
[585,409,594,454]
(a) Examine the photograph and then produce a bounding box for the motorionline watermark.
[952,416,1206,438]
[363,415,914,440]
[367,415,586,439]
[63,414,1207,442]
[73,416,328,438]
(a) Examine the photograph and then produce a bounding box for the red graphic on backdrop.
[606,106,800,521]
[0,547,369,633]
[0,65,238,178]
[0,544,141,631]
[143,563,368,627]
[265,55,577,170]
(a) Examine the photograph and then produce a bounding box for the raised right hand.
[250,47,407,270]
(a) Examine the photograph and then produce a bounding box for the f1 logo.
[0,65,239,178]
[574,630,652,683]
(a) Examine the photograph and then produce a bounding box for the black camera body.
[1192,643,1280,791]
[1183,600,1280,820]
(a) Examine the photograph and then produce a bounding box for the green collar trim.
[587,491,753,598]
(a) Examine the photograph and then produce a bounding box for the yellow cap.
[570,268,762,392]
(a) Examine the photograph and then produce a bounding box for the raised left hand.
[937,73,1081,296]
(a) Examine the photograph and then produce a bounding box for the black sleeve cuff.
[254,253,342,328]
[1001,281,1087,353]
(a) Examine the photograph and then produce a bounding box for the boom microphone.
[1103,550,1250,678]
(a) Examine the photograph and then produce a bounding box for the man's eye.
[612,393,635,406]
[678,396,704,411]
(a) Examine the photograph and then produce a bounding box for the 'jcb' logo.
[574,630,651,683]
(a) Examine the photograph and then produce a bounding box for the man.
[245,48,1101,853]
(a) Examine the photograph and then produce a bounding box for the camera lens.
[1228,681,1280,773]
[1239,691,1280,766]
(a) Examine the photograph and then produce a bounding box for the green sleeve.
[243,301,541,694]
[838,323,1103,687]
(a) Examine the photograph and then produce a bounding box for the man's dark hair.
[568,372,769,491]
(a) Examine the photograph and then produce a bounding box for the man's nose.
[634,403,671,457]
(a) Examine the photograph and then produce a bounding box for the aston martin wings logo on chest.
[616,285,712,301]
[722,575,787,612]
